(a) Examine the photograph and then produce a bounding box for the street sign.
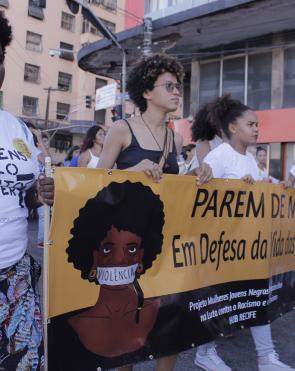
[95,83,117,111]
[115,92,130,104]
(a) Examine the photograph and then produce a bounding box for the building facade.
[0,0,131,160]
[48,0,295,178]
[145,0,295,180]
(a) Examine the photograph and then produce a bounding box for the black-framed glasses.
[153,81,182,95]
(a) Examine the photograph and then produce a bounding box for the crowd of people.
[1,9,295,371]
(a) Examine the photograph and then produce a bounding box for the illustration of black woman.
[66,181,165,357]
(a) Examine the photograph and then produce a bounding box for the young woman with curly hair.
[98,53,211,185]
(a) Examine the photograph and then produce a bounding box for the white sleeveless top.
[87,149,100,168]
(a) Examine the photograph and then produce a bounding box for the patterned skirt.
[0,253,44,371]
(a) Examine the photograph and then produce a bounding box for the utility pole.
[44,87,62,129]
[143,17,153,55]
[44,87,51,130]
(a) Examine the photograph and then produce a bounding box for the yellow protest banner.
[48,168,295,370]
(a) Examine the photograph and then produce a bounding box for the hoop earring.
[88,269,97,281]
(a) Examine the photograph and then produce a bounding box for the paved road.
[28,220,295,371]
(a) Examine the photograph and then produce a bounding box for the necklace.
[141,114,167,152]
[141,114,170,169]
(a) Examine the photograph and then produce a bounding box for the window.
[58,72,72,91]
[82,17,115,35]
[61,11,75,32]
[247,53,272,110]
[222,57,245,102]
[24,63,40,83]
[199,61,220,107]
[199,53,272,110]
[87,0,117,13]
[23,96,38,116]
[283,47,295,108]
[59,42,74,61]
[56,102,70,120]
[82,18,100,35]
[0,91,3,109]
[0,0,9,8]
[28,0,44,20]
[100,0,117,13]
[26,31,42,52]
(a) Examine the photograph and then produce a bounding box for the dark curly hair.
[192,94,250,140]
[126,53,184,112]
[67,181,165,282]
[80,124,105,153]
[0,12,12,58]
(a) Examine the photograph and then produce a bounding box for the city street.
[28,219,295,371]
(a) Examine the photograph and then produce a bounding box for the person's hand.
[30,128,42,141]
[133,159,163,182]
[241,174,255,184]
[195,163,212,185]
[38,175,54,206]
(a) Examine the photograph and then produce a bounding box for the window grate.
[26,31,42,52]
[24,63,40,83]
[58,72,72,92]
[23,96,38,116]
[61,11,75,32]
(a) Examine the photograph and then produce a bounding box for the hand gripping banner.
[47,168,295,370]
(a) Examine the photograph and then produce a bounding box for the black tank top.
[116,120,179,175]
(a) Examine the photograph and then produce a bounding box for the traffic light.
[85,95,92,109]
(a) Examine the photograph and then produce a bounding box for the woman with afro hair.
[49,181,184,371]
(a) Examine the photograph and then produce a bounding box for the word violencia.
[191,189,295,219]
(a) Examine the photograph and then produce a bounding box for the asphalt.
[28,219,295,371]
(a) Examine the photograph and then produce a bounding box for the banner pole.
[43,156,52,371]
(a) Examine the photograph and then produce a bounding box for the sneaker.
[194,347,232,371]
[258,352,295,371]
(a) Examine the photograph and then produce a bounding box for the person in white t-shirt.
[286,164,295,188]
[256,146,280,184]
[0,12,43,370]
[194,95,294,371]
[256,146,269,180]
